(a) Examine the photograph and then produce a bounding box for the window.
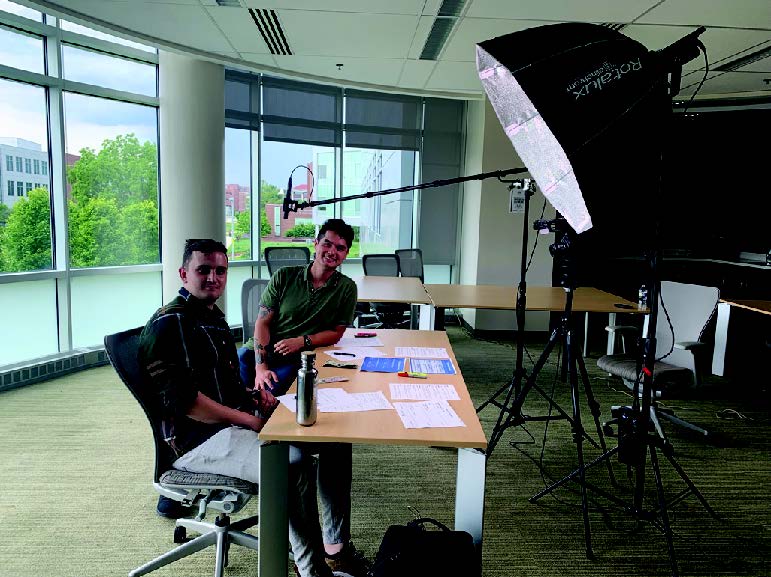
[0,25,44,74]
[41,160,47,175]
[64,92,159,267]
[5,155,12,171]
[15,181,22,196]
[7,179,13,196]
[15,156,21,171]
[224,127,254,261]
[62,45,157,97]
[33,159,39,173]
[24,158,30,173]
[25,182,31,192]
[61,20,154,53]
[0,0,41,20]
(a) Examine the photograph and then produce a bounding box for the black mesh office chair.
[395,249,424,328]
[264,246,311,276]
[104,328,260,577]
[362,253,411,329]
[241,278,269,341]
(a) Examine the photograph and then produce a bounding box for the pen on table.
[334,352,356,357]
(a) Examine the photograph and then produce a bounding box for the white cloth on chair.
[173,426,264,484]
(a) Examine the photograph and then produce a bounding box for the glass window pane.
[0,79,52,272]
[70,271,162,348]
[0,279,58,365]
[0,0,41,21]
[224,265,253,327]
[344,147,415,255]
[260,138,348,256]
[225,127,253,261]
[0,25,44,74]
[61,20,155,53]
[63,92,159,268]
[62,45,157,97]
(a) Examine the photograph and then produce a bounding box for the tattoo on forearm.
[257,305,273,320]
[255,342,265,365]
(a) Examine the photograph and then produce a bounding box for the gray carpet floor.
[0,326,768,577]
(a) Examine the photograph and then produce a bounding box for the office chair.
[241,278,269,342]
[104,328,260,577]
[395,248,424,329]
[597,281,720,436]
[264,246,310,276]
[362,253,411,329]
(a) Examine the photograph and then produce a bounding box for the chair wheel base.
[173,526,187,544]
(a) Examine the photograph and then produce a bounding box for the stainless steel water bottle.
[296,351,318,426]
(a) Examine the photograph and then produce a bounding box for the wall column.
[159,51,225,303]
[459,98,554,332]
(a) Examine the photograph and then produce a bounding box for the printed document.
[389,383,459,401]
[393,401,465,429]
[336,336,384,348]
[394,347,450,359]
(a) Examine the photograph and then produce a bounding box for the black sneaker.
[325,542,371,577]
[156,495,193,519]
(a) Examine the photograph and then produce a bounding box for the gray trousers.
[173,426,352,577]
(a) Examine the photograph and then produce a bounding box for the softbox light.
[477,23,672,254]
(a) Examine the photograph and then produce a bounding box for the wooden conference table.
[423,284,646,354]
[256,328,488,577]
[712,299,771,375]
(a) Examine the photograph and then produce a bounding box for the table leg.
[454,448,486,549]
[712,302,731,376]
[258,442,289,577]
[605,312,617,355]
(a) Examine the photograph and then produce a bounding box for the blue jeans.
[237,346,298,394]
[237,345,352,577]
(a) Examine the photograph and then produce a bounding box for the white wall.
[459,98,555,332]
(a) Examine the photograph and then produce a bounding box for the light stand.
[482,217,616,559]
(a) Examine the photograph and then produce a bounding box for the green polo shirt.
[246,264,357,350]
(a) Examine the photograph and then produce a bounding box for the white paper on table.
[388,383,460,401]
[394,347,450,359]
[393,401,465,429]
[276,389,393,413]
[324,347,385,360]
[322,391,393,412]
[277,388,350,413]
[336,336,384,348]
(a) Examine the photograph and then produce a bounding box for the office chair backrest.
[655,281,719,372]
[241,278,269,339]
[264,246,311,276]
[363,253,400,277]
[395,248,424,282]
[104,327,175,483]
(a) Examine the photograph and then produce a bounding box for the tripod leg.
[575,353,616,485]
[659,444,719,519]
[649,445,679,577]
[487,327,562,456]
[566,328,593,560]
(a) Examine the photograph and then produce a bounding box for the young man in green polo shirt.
[238,218,368,577]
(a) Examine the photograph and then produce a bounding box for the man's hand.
[254,365,278,391]
[253,388,279,420]
[274,336,304,356]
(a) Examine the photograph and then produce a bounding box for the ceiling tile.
[638,0,771,28]
[278,11,419,58]
[204,6,271,54]
[442,18,539,62]
[241,0,424,15]
[682,70,771,96]
[425,59,483,92]
[232,52,278,69]
[262,55,405,87]
[48,0,233,53]
[398,59,436,89]
[407,15,433,60]
[466,0,659,23]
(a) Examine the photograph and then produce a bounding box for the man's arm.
[187,391,267,432]
[253,304,279,390]
[273,325,346,356]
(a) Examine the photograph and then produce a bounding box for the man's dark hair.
[317,219,354,249]
[182,238,228,268]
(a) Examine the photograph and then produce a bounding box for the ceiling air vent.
[249,8,292,55]
[215,0,242,6]
[715,44,771,72]
[599,22,627,32]
[420,0,466,60]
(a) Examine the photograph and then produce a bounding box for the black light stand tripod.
[479,210,615,559]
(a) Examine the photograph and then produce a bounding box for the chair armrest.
[674,341,706,351]
[604,325,638,334]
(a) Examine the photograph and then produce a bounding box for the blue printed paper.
[360,357,406,373]
[409,358,456,375]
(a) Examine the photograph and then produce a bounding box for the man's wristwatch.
[303,335,313,350]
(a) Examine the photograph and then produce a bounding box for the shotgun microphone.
[282,175,293,220]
